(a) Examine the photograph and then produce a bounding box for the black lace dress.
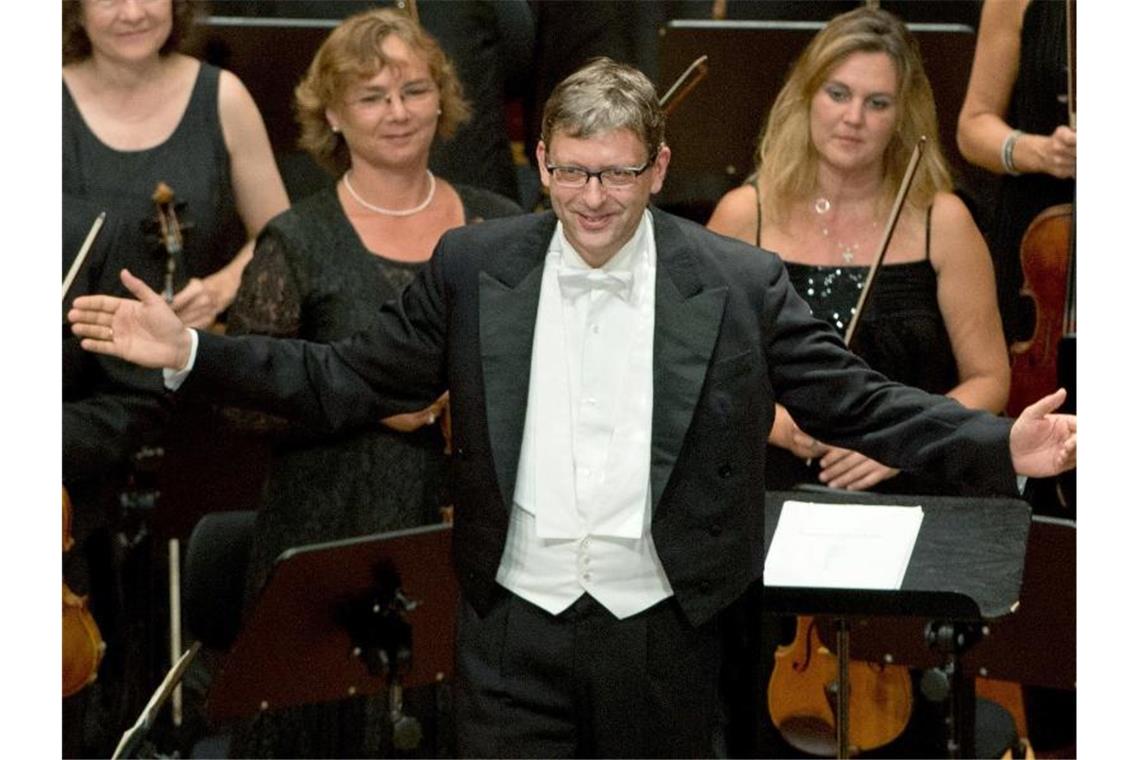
[227,183,520,758]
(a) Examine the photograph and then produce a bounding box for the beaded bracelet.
[1001,129,1023,175]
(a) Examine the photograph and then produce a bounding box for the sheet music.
[764,500,923,590]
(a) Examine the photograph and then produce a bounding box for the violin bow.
[843,136,927,346]
[659,55,710,116]
[62,211,106,301]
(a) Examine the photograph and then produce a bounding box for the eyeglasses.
[544,157,656,190]
[89,0,162,8]
[346,81,438,111]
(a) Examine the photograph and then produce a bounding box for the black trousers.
[454,590,724,758]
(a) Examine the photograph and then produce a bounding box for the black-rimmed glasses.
[544,157,655,189]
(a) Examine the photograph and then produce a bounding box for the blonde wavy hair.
[294,7,470,173]
[756,7,952,222]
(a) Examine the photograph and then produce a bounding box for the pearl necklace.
[343,170,436,217]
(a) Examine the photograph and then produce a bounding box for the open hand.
[1010,388,1077,477]
[68,268,193,370]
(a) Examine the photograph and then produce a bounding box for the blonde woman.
[709,7,1008,494]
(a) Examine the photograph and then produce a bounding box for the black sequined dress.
[767,222,959,496]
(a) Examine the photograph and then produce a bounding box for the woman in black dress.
[226,9,521,757]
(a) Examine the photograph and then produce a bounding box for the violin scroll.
[151,181,186,304]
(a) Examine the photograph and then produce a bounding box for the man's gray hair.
[541,57,665,158]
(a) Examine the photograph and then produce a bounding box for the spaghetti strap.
[753,176,763,248]
[924,205,933,260]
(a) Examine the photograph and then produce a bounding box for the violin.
[1006,203,1074,417]
[768,617,912,756]
[1006,0,1076,418]
[63,485,106,697]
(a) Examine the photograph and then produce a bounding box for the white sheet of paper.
[764,500,924,590]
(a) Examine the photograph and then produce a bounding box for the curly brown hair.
[294,7,470,174]
[62,0,202,65]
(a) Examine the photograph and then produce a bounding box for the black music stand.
[762,490,1033,759]
[205,523,458,749]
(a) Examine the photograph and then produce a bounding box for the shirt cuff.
[162,328,198,391]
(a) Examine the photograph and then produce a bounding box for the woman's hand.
[171,276,222,329]
[1031,125,1077,179]
[381,391,449,433]
[769,404,827,460]
[817,446,900,491]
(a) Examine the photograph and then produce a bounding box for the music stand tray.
[206,523,457,723]
[763,489,1031,621]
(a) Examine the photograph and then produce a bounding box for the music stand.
[205,523,458,729]
[762,490,1033,759]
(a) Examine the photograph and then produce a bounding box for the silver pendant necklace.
[813,196,869,264]
[343,170,436,217]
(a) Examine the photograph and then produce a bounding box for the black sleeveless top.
[758,201,959,494]
[63,62,246,295]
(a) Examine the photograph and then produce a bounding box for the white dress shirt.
[497,211,674,619]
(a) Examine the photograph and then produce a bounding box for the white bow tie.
[558,267,634,301]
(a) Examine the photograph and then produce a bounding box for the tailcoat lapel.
[649,209,728,510]
[478,212,557,505]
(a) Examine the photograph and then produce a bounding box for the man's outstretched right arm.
[69,268,446,435]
